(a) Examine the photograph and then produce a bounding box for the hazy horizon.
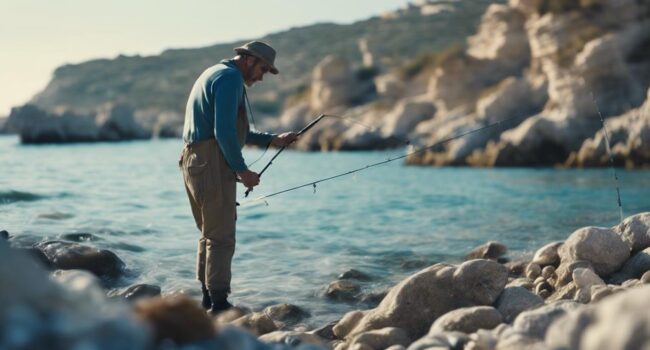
[0,0,411,117]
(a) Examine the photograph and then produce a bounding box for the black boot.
[200,282,211,310]
[208,289,233,315]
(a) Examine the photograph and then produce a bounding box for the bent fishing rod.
[242,114,523,206]
[244,114,327,197]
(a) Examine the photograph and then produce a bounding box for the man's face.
[244,57,271,87]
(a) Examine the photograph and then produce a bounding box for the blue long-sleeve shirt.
[182,59,274,172]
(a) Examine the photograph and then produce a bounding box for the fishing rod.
[242,114,522,205]
[244,114,326,197]
[591,93,624,223]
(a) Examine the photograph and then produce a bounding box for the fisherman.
[180,41,297,314]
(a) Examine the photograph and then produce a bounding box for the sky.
[0,0,411,117]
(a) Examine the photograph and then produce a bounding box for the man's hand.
[237,169,260,189]
[271,132,298,147]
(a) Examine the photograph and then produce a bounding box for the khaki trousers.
[180,139,238,292]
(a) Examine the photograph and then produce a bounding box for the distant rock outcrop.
[5,103,150,143]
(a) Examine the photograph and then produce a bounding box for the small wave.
[0,190,45,205]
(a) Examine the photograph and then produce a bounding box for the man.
[180,41,297,314]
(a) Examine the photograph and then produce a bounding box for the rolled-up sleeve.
[214,72,247,172]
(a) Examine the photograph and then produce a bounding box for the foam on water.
[1,135,650,326]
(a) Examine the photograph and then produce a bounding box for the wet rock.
[108,284,161,301]
[335,260,508,340]
[558,226,630,277]
[17,247,53,268]
[263,303,310,326]
[258,330,326,347]
[35,240,126,280]
[213,307,250,326]
[311,321,338,341]
[613,212,650,252]
[555,260,594,288]
[430,306,502,334]
[512,301,581,340]
[230,312,278,337]
[326,280,361,302]
[360,289,389,307]
[0,234,150,349]
[134,295,214,345]
[494,287,544,323]
[338,269,372,281]
[531,241,563,267]
[347,327,410,350]
[609,247,650,284]
[465,241,508,261]
[546,285,650,349]
[0,230,8,240]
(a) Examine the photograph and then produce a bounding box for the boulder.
[347,327,411,350]
[430,306,503,334]
[465,241,508,261]
[0,235,150,349]
[134,295,214,345]
[0,230,9,240]
[494,287,544,323]
[613,212,650,252]
[531,241,563,266]
[35,240,126,280]
[545,284,650,349]
[407,331,470,350]
[609,247,650,284]
[555,260,594,288]
[558,226,630,276]
[334,260,508,340]
[512,300,581,339]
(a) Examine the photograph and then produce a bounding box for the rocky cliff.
[5,0,498,143]
[278,0,650,168]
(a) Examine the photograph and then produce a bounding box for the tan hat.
[234,41,279,75]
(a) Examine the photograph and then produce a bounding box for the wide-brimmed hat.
[234,41,279,75]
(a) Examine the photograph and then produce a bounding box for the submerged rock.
[326,280,361,302]
[263,303,310,326]
[109,284,161,301]
[35,240,126,280]
[337,269,373,281]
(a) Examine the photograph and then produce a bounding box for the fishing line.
[243,88,271,167]
[590,93,624,223]
[242,114,523,205]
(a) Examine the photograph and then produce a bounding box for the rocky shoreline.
[2,212,650,349]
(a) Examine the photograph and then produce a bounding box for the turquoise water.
[1,135,649,326]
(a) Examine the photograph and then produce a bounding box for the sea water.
[1,135,649,326]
